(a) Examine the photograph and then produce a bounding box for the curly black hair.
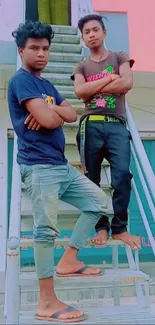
[12,20,54,48]
[78,14,106,33]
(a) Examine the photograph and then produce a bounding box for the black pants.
[77,120,133,235]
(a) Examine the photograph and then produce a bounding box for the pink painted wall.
[92,0,155,72]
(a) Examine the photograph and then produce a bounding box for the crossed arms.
[24,62,132,130]
[74,62,133,101]
[24,98,77,130]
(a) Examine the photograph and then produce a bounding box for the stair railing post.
[5,0,25,323]
[6,238,20,325]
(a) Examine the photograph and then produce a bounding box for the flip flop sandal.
[56,265,103,277]
[36,306,87,323]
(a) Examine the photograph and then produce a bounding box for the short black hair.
[78,14,106,33]
[12,20,54,48]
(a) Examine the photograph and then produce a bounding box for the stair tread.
[50,42,81,48]
[21,183,112,216]
[46,62,75,68]
[49,52,83,57]
[57,85,74,91]
[50,43,82,54]
[21,205,113,217]
[19,268,149,287]
[42,72,73,78]
[68,98,82,103]
[52,25,77,30]
[52,34,80,42]
[19,304,155,324]
[58,90,76,95]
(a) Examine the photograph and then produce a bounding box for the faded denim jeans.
[20,164,108,279]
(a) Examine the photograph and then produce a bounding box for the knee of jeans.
[33,226,59,243]
[112,171,132,188]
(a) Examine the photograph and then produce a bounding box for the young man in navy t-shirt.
[8,21,108,322]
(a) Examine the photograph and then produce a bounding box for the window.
[102,12,129,53]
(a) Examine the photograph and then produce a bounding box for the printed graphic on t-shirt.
[86,65,117,110]
[42,93,56,105]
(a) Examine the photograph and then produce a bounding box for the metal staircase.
[1,20,155,325]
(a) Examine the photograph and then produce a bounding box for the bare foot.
[112,232,141,250]
[57,258,101,276]
[91,230,109,246]
[37,298,85,321]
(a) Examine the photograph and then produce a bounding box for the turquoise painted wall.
[8,138,155,266]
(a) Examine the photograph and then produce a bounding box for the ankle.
[60,246,78,262]
[39,295,58,307]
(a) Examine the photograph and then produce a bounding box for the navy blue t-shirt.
[8,68,67,165]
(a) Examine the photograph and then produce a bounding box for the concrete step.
[21,187,113,232]
[52,34,80,44]
[56,85,74,93]
[18,284,155,312]
[67,98,83,106]
[20,157,112,232]
[63,145,111,179]
[49,52,83,63]
[21,206,114,232]
[52,25,78,35]
[59,90,77,99]
[1,270,155,308]
[44,62,74,75]
[19,268,149,288]
[18,303,155,325]
[42,72,73,86]
[50,43,82,54]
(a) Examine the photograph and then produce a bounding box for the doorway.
[25,0,71,25]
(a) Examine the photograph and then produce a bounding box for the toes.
[64,310,84,320]
[91,236,108,246]
[134,238,141,250]
[94,268,101,274]
[91,237,96,243]
[86,267,101,275]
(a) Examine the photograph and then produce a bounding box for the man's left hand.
[24,113,41,130]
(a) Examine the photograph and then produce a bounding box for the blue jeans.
[20,163,108,279]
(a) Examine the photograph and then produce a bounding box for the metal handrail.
[126,105,155,256]
[131,144,155,254]
[131,143,155,223]
[5,2,25,324]
[5,2,155,323]
[103,24,155,255]
[126,104,155,202]
[132,178,155,255]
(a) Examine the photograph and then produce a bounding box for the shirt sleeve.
[117,51,135,68]
[12,73,43,104]
[70,62,84,81]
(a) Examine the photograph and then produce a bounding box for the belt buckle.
[104,116,109,122]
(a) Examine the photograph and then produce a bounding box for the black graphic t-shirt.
[72,51,134,122]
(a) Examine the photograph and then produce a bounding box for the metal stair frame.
[3,1,155,323]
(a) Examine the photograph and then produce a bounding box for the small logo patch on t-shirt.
[42,93,56,105]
